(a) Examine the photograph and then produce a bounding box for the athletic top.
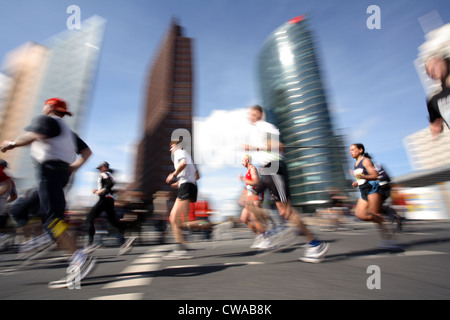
[97,171,115,198]
[427,86,450,127]
[26,115,88,165]
[353,158,369,186]
[173,148,196,185]
[374,162,390,186]
[245,165,258,195]
[248,119,281,166]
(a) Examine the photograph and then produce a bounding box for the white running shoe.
[48,255,97,289]
[118,237,136,256]
[250,234,264,249]
[299,242,330,263]
[163,250,193,260]
[83,243,102,255]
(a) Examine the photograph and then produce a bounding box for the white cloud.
[193,108,251,169]
[192,108,255,221]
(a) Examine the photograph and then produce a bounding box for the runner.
[0,97,95,288]
[164,137,199,260]
[425,55,450,138]
[0,159,17,251]
[238,154,274,248]
[84,161,135,255]
[244,105,329,263]
[350,143,397,248]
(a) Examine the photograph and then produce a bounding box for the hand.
[354,173,364,180]
[166,173,176,184]
[430,118,443,139]
[0,140,14,153]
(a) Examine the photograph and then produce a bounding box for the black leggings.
[85,197,124,244]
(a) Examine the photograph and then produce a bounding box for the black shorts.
[178,182,198,202]
[255,160,290,203]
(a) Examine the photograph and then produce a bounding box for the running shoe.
[118,237,136,256]
[299,242,330,263]
[48,254,97,289]
[0,233,14,252]
[83,243,102,255]
[163,250,193,260]
[250,234,264,249]
[18,233,55,260]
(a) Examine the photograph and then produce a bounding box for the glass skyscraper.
[257,15,349,210]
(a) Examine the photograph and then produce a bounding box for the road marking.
[362,250,447,259]
[100,247,166,291]
[164,261,265,270]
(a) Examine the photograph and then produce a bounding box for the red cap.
[45,98,72,116]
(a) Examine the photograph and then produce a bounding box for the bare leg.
[276,201,314,243]
[169,198,191,246]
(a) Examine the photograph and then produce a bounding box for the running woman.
[238,154,273,248]
[164,137,199,260]
[85,161,135,255]
[350,143,395,246]
[244,105,329,263]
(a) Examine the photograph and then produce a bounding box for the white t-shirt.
[172,148,196,185]
[248,119,281,166]
[30,116,76,164]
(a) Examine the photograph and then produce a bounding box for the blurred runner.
[164,137,199,260]
[350,143,397,248]
[244,105,329,263]
[85,161,135,255]
[425,55,450,138]
[238,154,274,248]
[0,159,17,251]
[0,97,94,288]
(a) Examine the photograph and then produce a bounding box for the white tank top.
[30,116,76,164]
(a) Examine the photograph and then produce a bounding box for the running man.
[244,105,329,263]
[164,137,199,260]
[0,97,95,288]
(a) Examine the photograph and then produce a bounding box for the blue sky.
[1,0,450,214]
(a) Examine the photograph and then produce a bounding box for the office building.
[257,15,350,210]
[133,19,194,201]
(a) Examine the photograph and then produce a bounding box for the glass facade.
[257,15,349,210]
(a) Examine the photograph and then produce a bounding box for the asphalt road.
[1,220,449,305]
